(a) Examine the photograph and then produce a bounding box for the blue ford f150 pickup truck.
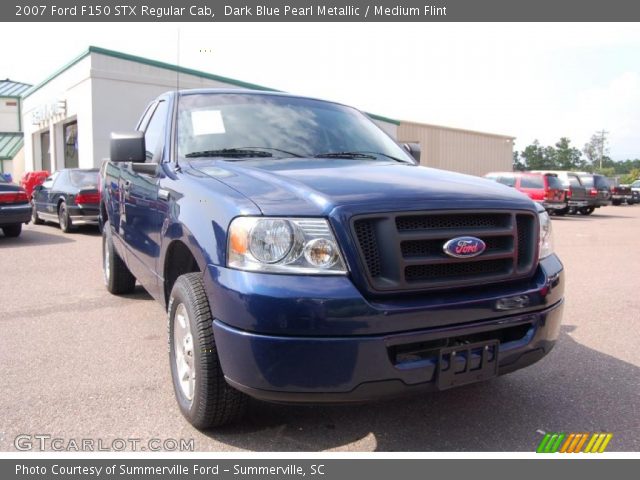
[101,89,564,428]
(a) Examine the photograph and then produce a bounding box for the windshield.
[177,93,413,162]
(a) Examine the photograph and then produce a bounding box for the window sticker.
[191,110,226,135]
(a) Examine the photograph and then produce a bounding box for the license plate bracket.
[437,339,499,390]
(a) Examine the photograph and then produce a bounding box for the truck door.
[120,99,169,296]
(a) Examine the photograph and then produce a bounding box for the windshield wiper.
[313,151,412,163]
[236,147,305,158]
[314,151,378,160]
[185,148,273,158]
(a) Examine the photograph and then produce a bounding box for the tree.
[621,168,640,185]
[583,131,609,170]
[555,137,585,170]
[513,151,525,171]
[520,140,555,170]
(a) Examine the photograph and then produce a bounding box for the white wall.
[0,99,20,132]
[89,53,243,166]
[22,55,93,171]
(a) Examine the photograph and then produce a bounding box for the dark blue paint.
[102,90,565,403]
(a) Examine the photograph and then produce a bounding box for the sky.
[3,22,640,160]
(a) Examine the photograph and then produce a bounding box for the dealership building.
[20,46,513,177]
[0,79,31,181]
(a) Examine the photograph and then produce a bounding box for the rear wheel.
[612,200,621,206]
[58,201,73,233]
[169,273,248,428]
[579,207,595,215]
[102,220,136,294]
[31,200,44,225]
[2,224,22,237]
[554,207,568,216]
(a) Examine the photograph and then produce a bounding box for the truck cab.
[101,89,564,428]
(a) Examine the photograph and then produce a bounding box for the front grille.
[353,219,382,278]
[352,210,538,292]
[396,213,510,231]
[405,258,512,282]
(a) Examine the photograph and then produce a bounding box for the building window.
[40,131,51,172]
[63,121,78,168]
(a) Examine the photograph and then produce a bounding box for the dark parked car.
[0,176,31,237]
[531,171,590,215]
[484,171,567,214]
[607,178,633,206]
[32,168,100,232]
[101,89,564,428]
[629,179,640,204]
[575,173,611,213]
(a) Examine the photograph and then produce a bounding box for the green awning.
[0,133,24,160]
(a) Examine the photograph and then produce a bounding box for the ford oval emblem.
[443,236,486,259]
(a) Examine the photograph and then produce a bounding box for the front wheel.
[31,201,44,225]
[168,273,248,428]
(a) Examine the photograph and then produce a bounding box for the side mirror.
[110,132,145,163]
[402,142,421,164]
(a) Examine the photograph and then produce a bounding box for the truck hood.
[189,158,536,216]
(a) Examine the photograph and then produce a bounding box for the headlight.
[538,211,554,259]
[228,217,347,274]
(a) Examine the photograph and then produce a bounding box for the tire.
[568,207,578,215]
[58,200,74,233]
[31,200,44,225]
[102,220,136,295]
[168,272,248,428]
[2,224,22,237]
[579,207,595,215]
[612,200,621,206]
[554,207,568,216]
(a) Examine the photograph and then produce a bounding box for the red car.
[484,172,568,214]
[20,170,50,198]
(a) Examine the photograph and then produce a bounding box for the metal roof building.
[20,47,513,177]
[0,79,32,179]
[0,79,31,98]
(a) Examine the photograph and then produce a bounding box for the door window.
[143,100,168,162]
[520,176,544,189]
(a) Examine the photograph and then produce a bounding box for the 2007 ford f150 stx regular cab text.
[100,90,564,428]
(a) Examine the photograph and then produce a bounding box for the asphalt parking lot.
[1,206,639,452]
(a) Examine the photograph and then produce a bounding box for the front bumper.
[204,255,565,403]
[214,300,563,403]
[0,203,31,226]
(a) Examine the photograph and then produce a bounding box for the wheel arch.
[162,238,206,310]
